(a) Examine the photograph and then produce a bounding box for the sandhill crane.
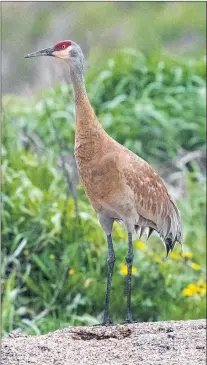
[25,40,183,325]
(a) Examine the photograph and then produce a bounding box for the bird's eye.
[62,45,66,49]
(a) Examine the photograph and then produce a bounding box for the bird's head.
[24,40,84,64]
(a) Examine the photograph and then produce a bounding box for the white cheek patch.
[53,45,72,59]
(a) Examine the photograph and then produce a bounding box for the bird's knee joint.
[126,253,134,265]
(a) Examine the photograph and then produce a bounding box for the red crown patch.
[54,41,72,51]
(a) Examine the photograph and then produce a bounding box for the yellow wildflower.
[136,241,145,250]
[49,254,55,260]
[182,252,193,259]
[169,252,181,260]
[120,264,136,276]
[120,264,128,275]
[183,287,194,296]
[68,268,75,276]
[23,249,29,256]
[187,284,199,294]
[183,283,198,296]
[191,263,200,271]
[183,282,206,297]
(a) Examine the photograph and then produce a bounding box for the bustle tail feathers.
[135,201,183,257]
[162,201,183,257]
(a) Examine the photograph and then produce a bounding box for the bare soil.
[2,320,206,365]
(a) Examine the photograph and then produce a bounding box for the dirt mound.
[2,320,206,365]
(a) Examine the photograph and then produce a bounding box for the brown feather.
[74,80,182,253]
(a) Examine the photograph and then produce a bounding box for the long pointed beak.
[24,47,54,58]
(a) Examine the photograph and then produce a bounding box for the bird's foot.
[102,312,113,326]
[102,318,113,326]
[125,312,133,323]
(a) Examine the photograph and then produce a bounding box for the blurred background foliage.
[2,1,206,94]
[1,2,206,336]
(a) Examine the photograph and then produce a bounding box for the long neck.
[69,62,86,99]
[69,61,107,162]
[69,62,103,137]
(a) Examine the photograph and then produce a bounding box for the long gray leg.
[103,234,115,325]
[98,214,115,325]
[125,232,134,322]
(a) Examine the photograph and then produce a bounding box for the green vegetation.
[2,50,206,337]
